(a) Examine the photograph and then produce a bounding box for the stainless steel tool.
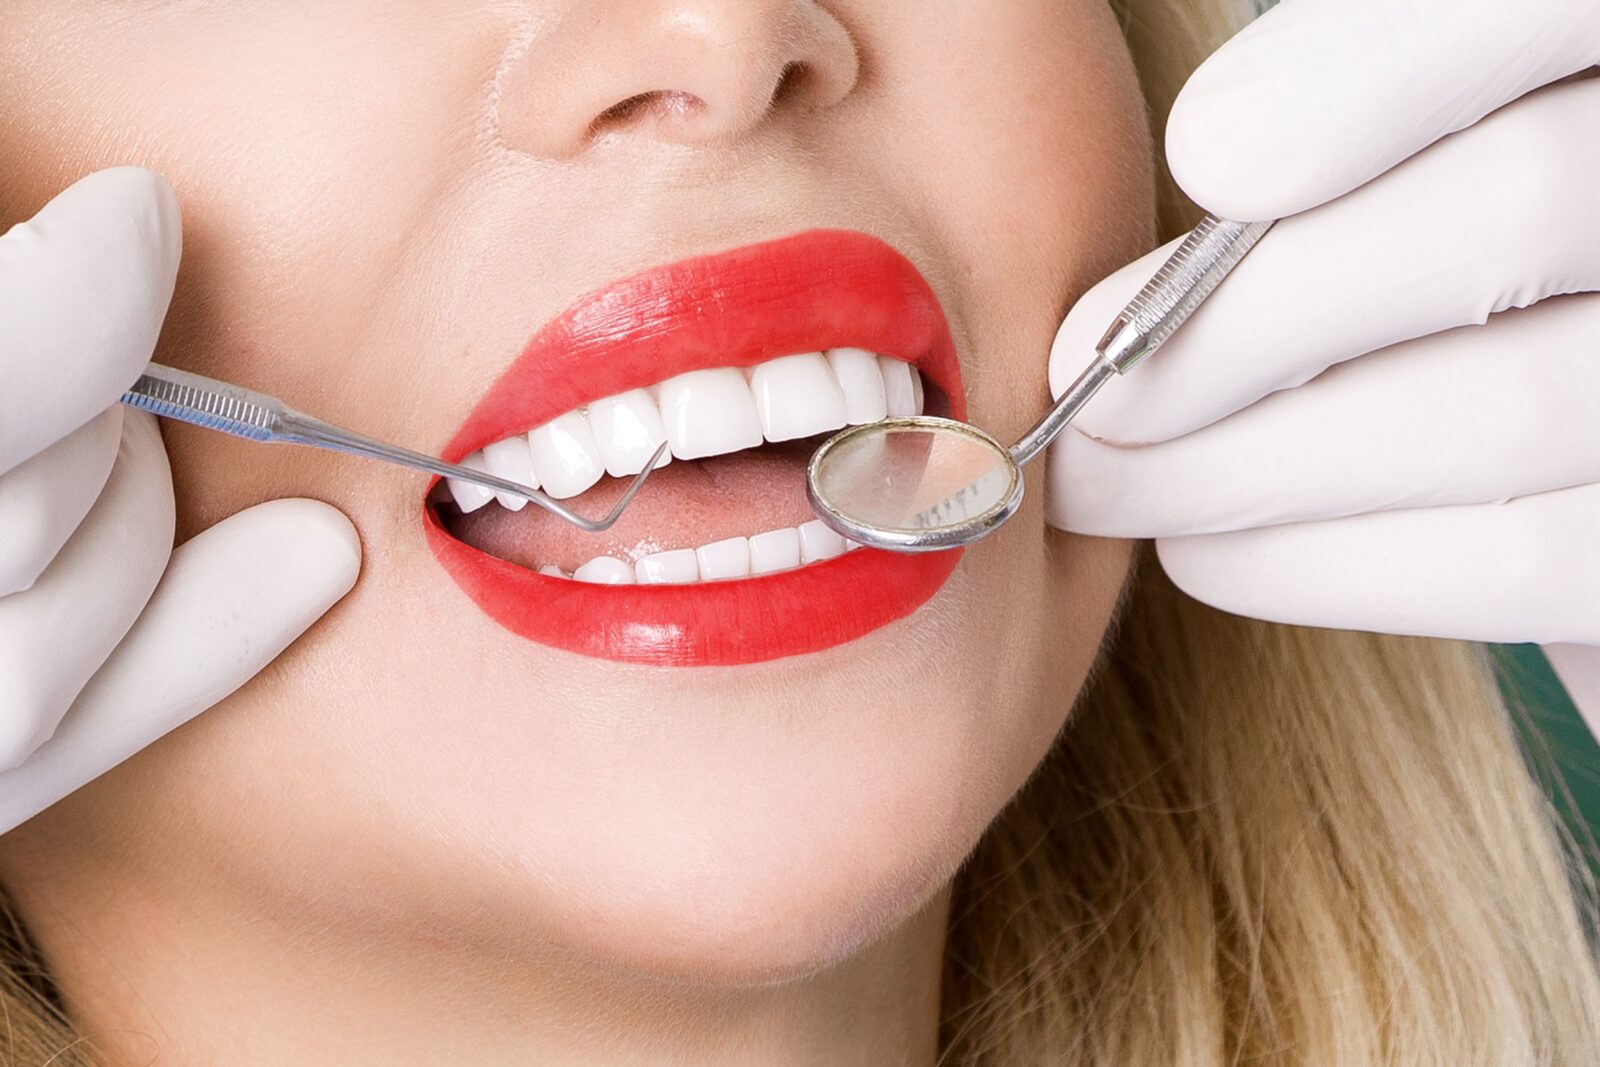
[806,215,1275,551]
[121,363,664,532]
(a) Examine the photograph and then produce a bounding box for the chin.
[514,765,990,986]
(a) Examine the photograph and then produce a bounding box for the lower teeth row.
[544,519,860,584]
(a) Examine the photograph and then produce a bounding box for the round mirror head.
[805,416,1022,551]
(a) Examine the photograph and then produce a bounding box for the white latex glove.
[0,167,361,833]
[1046,0,1600,735]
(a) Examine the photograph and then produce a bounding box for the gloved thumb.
[1165,0,1600,221]
[0,497,361,833]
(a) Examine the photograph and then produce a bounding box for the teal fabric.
[1496,645,1600,880]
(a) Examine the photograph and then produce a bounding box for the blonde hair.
[943,548,1600,1063]
[4,2,1599,1064]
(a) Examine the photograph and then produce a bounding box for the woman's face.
[1,1,1150,979]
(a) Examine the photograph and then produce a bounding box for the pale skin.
[0,2,1153,1063]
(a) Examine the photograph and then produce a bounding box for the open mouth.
[423,229,966,666]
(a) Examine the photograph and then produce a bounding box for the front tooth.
[572,556,634,584]
[798,519,846,563]
[658,368,763,460]
[538,564,569,579]
[748,527,801,575]
[588,389,673,477]
[750,353,848,442]
[482,434,538,511]
[827,348,889,425]
[696,536,751,581]
[635,548,699,584]
[528,411,605,499]
[909,366,925,414]
[446,451,495,514]
[881,358,919,417]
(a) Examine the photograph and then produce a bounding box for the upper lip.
[435,228,966,471]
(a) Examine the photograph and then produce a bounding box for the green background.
[1500,646,1600,878]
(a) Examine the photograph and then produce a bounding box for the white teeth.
[549,525,861,585]
[880,357,920,417]
[798,519,846,563]
[749,527,802,575]
[528,411,605,499]
[481,434,538,511]
[635,548,699,584]
[827,347,889,425]
[695,536,751,580]
[659,367,764,460]
[442,350,904,589]
[750,353,848,442]
[587,389,673,477]
[573,556,634,584]
[446,451,496,514]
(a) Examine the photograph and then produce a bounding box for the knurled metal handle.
[1096,215,1274,374]
[121,364,286,441]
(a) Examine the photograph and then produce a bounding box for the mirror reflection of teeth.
[443,349,926,515]
[545,519,862,586]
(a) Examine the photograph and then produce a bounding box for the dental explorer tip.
[586,440,670,531]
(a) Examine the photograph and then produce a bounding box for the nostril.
[771,61,807,108]
[588,90,707,139]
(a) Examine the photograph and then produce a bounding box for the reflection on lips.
[424,229,966,666]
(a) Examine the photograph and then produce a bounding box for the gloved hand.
[1045,0,1600,733]
[0,167,361,833]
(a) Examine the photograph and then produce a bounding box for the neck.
[6,839,949,1066]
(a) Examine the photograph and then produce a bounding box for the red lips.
[424,229,965,666]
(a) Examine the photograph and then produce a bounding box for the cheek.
[0,7,504,537]
[859,0,1157,436]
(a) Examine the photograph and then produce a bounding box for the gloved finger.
[1153,481,1600,646]
[1051,295,1600,537]
[0,409,173,769]
[1055,75,1600,448]
[0,166,181,476]
[1165,0,1600,220]
[0,498,360,834]
[0,406,123,596]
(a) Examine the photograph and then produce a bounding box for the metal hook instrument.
[122,363,664,532]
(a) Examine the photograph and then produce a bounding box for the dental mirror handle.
[1008,214,1275,467]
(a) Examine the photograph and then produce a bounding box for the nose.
[495,0,860,158]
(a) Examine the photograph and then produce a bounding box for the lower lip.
[424,511,960,666]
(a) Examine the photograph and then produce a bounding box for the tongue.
[439,442,821,573]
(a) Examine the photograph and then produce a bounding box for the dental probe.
[120,362,665,533]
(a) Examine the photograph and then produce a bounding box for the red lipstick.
[424,229,965,666]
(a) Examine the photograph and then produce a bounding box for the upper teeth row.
[444,349,926,513]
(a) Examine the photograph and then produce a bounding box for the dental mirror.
[807,215,1275,552]
[806,417,1021,550]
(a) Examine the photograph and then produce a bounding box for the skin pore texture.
[0,2,1154,1064]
